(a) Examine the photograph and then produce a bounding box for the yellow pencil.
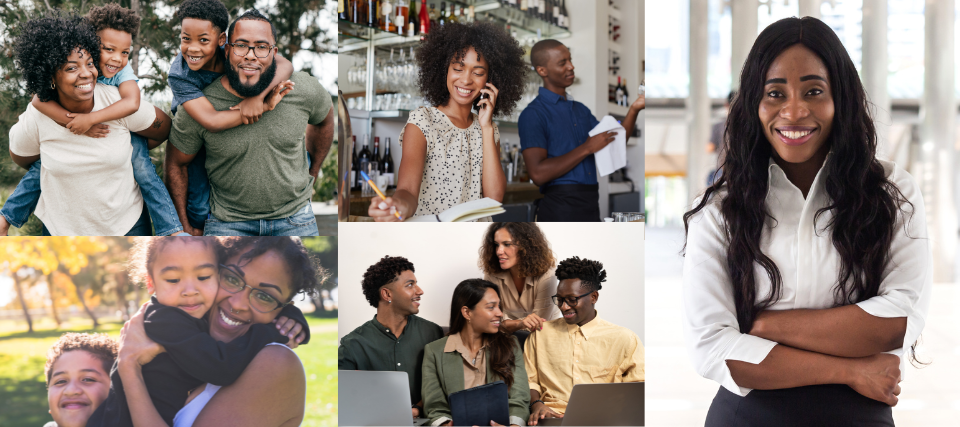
[360,170,403,221]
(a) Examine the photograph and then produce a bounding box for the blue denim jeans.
[0,160,41,228]
[186,146,211,230]
[131,133,183,235]
[1,134,183,235]
[202,202,319,236]
[42,204,152,236]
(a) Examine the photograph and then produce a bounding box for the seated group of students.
[338,255,645,426]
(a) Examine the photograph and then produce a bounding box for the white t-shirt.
[9,83,156,235]
[682,157,932,397]
[172,343,304,427]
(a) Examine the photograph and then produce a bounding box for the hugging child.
[0,3,186,236]
[85,237,310,427]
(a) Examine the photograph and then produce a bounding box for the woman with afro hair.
[368,21,526,221]
[7,11,172,235]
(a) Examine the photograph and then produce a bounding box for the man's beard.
[225,57,278,98]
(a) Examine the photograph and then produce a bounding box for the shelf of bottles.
[339,0,571,53]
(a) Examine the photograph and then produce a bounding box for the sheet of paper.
[588,115,627,177]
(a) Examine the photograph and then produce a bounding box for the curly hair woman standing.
[8,11,171,235]
[682,17,931,426]
[368,21,526,221]
[479,222,560,333]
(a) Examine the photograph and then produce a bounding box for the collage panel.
[0,236,337,427]
[0,0,338,237]
[337,0,644,223]
[645,1,960,426]
[338,222,644,426]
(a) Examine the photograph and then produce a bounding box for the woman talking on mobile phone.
[368,21,526,221]
[682,17,931,427]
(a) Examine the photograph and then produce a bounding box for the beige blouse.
[400,106,500,218]
[484,266,561,324]
[444,332,488,390]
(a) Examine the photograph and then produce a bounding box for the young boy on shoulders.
[0,3,187,236]
[167,0,295,235]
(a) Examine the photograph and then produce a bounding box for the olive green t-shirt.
[170,71,332,222]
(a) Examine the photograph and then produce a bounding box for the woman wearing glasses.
[114,237,325,427]
[682,17,931,426]
[480,223,561,333]
[421,279,530,426]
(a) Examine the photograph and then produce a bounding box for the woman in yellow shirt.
[480,223,561,333]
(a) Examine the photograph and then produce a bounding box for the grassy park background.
[0,313,337,427]
[0,236,339,426]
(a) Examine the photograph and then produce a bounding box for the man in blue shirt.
[518,40,644,221]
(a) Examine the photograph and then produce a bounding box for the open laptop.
[538,382,645,426]
[339,370,430,426]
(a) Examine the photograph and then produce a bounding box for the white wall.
[338,223,645,342]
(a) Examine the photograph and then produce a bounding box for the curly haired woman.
[7,11,172,235]
[682,17,931,426]
[368,21,526,221]
[479,222,560,333]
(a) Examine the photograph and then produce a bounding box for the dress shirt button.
[386,329,390,332]
[397,363,401,366]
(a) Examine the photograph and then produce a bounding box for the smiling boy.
[0,3,186,236]
[165,0,296,235]
[44,333,118,427]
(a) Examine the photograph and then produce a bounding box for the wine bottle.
[381,0,396,32]
[351,0,364,24]
[439,1,446,26]
[367,0,379,28]
[382,138,395,188]
[358,135,372,188]
[450,4,459,23]
[394,0,408,34]
[408,0,417,35]
[538,0,546,21]
[419,0,430,34]
[373,137,383,169]
[614,76,623,105]
[429,3,439,29]
[559,0,568,28]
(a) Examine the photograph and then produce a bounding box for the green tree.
[0,0,336,233]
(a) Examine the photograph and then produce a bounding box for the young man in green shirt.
[338,256,444,418]
[166,11,334,236]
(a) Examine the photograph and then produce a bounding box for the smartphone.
[473,92,490,111]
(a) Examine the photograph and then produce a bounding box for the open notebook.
[406,198,505,222]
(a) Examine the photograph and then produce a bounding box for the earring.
[387,300,392,303]
[50,82,55,89]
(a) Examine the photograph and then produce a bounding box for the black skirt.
[705,384,894,427]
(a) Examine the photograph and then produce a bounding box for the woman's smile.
[775,126,818,146]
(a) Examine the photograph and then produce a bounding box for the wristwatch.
[529,399,544,410]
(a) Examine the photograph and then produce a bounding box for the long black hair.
[683,17,914,334]
[448,279,517,388]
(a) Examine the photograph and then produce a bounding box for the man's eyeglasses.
[551,291,594,308]
[228,43,275,58]
[219,264,291,313]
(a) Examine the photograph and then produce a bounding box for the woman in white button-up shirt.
[682,17,931,427]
